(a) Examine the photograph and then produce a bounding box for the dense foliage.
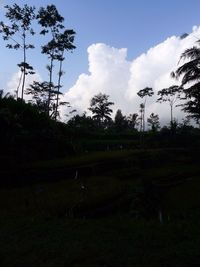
[0,96,74,165]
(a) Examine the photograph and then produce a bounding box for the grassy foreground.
[1,148,200,267]
[1,216,200,267]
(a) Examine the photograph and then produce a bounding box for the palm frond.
[180,46,200,61]
[181,67,200,85]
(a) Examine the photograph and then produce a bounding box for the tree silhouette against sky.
[0,4,36,100]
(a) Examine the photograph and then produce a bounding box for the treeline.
[66,92,199,152]
[0,95,75,166]
[0,92,199,165]
[0,93,200,164]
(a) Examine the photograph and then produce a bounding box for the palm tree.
[88,93,114,127]
[0,90,11,99]
[172,45,200,86]
[172,43,200,121]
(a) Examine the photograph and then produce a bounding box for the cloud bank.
[63,26,200,124]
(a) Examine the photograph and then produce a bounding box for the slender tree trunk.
[55,53,64,121]
[143,106,145,132]
[140,109,143,132]
[21,33,26,100]
[140,109,144,148]
[143,98,147,132]
[16,71,23,99]
[47,29,56,117]
[47,56,54,116]
[170,104,173,127]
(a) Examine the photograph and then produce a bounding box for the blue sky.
[1,0,200,122]
[1,0,200,89]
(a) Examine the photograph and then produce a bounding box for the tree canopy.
[172,42,200,122]
[88,93,114,126]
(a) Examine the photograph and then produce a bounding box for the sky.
[1,0,200,124]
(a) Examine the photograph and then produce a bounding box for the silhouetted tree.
[147,113,160,132]
[26,81,51,113]
[88,93,114,127]
[0,4,35,100]
[172,41,200,122]
[37,5,64,116]
[54,30,76,120]
[114,109,127,131]
[37,5,76,119]
[0,90,11,99]
[157,85,181,127]
[137,87,154,131]
[181,83,200,123]
[0,90,3,99]
[26,81,68,118]
[139,103,145,132]
[127,113,139,130]
[67,113,96,132]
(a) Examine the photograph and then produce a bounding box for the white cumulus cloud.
[63,26,200,125]
[61,43,131,118]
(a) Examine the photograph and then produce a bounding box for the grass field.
[1,216,200,267]
[1,147,200,267]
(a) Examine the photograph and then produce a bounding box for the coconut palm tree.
[172,42,200,122]
[88,93,114,127]
[172,45,200,86]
